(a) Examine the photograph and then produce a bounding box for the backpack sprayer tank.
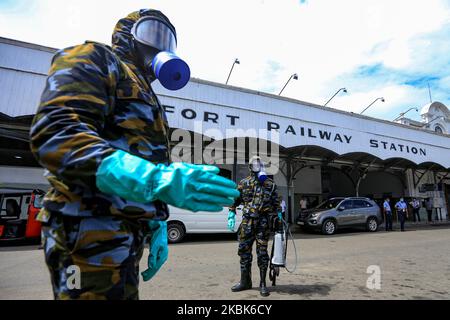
[269,215,298,286]
[271,229,287,267]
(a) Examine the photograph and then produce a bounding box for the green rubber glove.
[142,220,168,282]
[227,210,236,232]
[96,150,240,212]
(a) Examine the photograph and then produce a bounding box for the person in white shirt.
[409,198,421,223]
[280,197,287,220]
[300,197,308,210]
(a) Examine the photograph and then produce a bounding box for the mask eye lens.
[132,17,177,52]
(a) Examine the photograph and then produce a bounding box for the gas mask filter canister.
[250,157,268,183]
[131,16,190,91]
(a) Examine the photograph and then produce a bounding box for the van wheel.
[167,222,185,243]
[366,217,378,232]
[322,219,337,235]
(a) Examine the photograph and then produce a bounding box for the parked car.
[167,206,242,243]
[296,197,382,235]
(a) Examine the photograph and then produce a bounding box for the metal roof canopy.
[285,145,449,172]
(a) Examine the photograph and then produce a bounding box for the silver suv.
[296,197,382,235]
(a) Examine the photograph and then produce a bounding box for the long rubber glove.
[227,210,236,232]
[96,150,240,212]
[278,212,284,221]
[142,220,168,282]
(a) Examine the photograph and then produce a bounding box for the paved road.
[1,225,449,300]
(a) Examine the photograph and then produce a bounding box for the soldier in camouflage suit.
[30,9,238,300]
[228,156,281,297]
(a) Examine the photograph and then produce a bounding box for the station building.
[1,37,449,223]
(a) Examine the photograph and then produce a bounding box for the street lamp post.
[324,88,348,106]
[393,107,419,122]
[225,58,240,85]
[360,97,385,115]
[279,73,298,96]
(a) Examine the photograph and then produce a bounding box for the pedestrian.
[395,198,408,232]
[300,197,308,211]
[30,9,239,300]
[425,198,433,223]
[280,196,287,221]
[383,197,393,231]
[409,198,421,223]
[227,156,282,297]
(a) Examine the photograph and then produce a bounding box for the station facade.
[1,37,449,223]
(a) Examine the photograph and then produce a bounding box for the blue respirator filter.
[152,51,190,91]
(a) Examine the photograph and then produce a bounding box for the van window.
[33,194,45,209]
[1,196,22,217]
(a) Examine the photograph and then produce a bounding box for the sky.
[1,0,450,122]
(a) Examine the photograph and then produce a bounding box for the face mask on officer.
[131,16,190,90]
[250,157,268,183]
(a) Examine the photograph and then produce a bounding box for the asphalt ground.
[0,222,449,300]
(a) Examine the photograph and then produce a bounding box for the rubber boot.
[259,268,270,297]
[231,269,252,292]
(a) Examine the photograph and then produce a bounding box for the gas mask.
[250,157,268,183]
[131,16,190,90]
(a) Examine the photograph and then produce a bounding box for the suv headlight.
[310,213,320,219]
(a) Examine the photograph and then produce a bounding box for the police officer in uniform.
[30,9,238,300]
[395,198,408,232]
[383,197,393,231]
[227,156,281,297]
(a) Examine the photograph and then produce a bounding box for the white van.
[166,206,242,243]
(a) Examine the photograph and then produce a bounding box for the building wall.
[0,39,53,117]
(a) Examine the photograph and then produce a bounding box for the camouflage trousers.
[41,212,148,300]
[237,215,270,272]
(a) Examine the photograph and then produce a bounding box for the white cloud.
[1,0,449,121]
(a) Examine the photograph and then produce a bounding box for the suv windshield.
[315,199,344,210]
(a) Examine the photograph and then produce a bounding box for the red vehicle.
[0,189,45,242]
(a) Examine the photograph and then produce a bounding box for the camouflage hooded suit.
[230,164,281,273]
[30,9,173,300]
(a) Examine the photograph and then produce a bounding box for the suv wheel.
[322,219,337,235]
[366,217,378,232]
[167,222,185,243]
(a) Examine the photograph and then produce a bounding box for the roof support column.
[355,160,377,197]
[279,156,307,224]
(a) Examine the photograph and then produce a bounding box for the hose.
[281,218,299,274]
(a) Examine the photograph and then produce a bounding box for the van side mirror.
[338,206,345,211]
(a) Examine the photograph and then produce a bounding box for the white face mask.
[251,160,262,173]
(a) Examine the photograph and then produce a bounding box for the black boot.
[259,268,270,297]
[231,269,252,292]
